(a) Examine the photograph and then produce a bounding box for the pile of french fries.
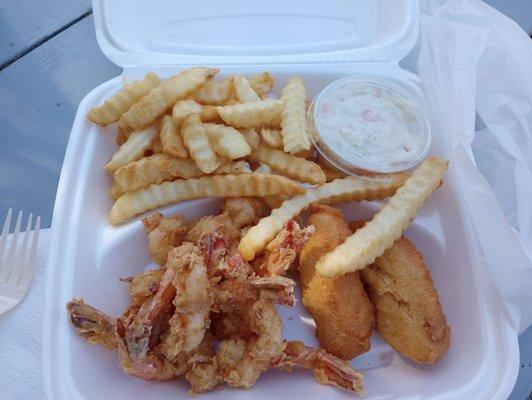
[88,67,332,225]
[89,66,449,277]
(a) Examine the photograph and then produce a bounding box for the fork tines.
[0,208,41,286]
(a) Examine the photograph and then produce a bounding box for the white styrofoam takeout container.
[43,0,520,399]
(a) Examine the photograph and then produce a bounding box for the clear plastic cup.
[309,75,432,175]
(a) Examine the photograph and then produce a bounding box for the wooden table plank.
[0,0,92,67]
[0,15,120,229]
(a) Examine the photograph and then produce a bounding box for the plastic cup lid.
[309,75,432,174]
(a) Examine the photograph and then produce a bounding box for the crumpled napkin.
[0,228,50,400]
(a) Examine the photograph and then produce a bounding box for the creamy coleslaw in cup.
[309,76,432,174]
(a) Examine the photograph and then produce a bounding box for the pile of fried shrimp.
[68,198,365,395]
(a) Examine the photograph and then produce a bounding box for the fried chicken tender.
[299,205,375,360]
[143,213,189,265]
[351,221,451,364]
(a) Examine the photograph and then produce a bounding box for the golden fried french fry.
[254,163,272,174]
[88,73,161,126]
[172,99,203,127]
[316,157,448,277]
[239,127,260,151]
[316,156,347,182]
[104,124,158,173]
[234,75,261,103]
[160,115,188,158]
[248,144,325,185]
[116,130,128,145]
[172,100,220,127]
[119,67,218,130]
[201,105,220,122]
[151,137,162,153]
[109,183,123,200]
[193,78,233,105]
[223,99,240,106]
[259,128,283,149]
[249,72,275,97]
[280,77,312,154]
[109,174,305,224]
[181,115,220,173]
[214,160,252,175]
[238,173,409,261]
[113,154,204,192]
[203,123,252,159]
[217,99,284,128]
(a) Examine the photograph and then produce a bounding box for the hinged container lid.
[93,0,419,67]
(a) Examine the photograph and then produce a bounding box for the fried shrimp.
[67,299,118,350]
[160,243,212,359]
[217,299,285,388]
[67,207,370,395]
[143,213,189,265]
[122,267,165,306]
[221,197,266,228]
[124,265,177,359]
[275,341,364,395]
[299,205,375,359]
[253,219,314,276]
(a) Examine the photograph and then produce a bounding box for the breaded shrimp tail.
[298,205,375,360]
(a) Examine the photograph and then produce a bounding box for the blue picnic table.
[0,0,531,398]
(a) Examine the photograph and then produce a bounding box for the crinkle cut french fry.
[234,75,261,103]
[113,154,204,192]
[160,115,188,158]
[260,128,283,149]
[172,99,204,128]
[280,77,312,154]
[193,78,233,105]
[88,73,161,126]
[254,163,272,174]
[104,124,158,173]
[239,127,260,151]
[181,114,220,174]
[109,183,123,200]
[248,144,325,185]
[151,137,162,153]
[119,67,218,130]
[214,160,252,175]
[203,123,252,159]
[316,157,448,277]
[217,99,284,128]
[238,173,409,261]
[249,72,275,97]
[172,100,220,127]
[109,174,305,224]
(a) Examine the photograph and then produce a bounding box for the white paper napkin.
[0,228,50,400]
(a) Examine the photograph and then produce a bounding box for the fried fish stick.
[352,221,450,364]
[299,205,374,360]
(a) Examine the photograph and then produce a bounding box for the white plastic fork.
[0,209,41,314]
